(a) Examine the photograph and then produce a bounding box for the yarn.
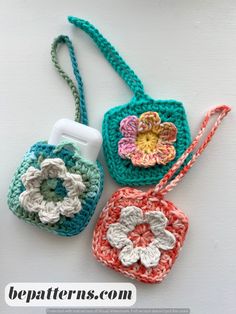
[8,35,104,236]
[51,35,88,125]
[8,142,104,236]
[19,158,86,224]
[92,105,230,283]
[104,99,191,185]
[106,206,176,268]
[68,17,192,186]
[118,111,177,167]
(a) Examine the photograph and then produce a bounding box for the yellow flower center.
[136,131,159,153]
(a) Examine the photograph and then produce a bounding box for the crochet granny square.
[103,97,191,186]
[94,105,231,283]
[93,187,189,283]
[67,17,192,187]
[8,142,103,236]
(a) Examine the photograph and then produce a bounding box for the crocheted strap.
[68,16,146,100]
[51,35,88,125]
[154,105,231,196]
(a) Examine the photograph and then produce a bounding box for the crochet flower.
[19,158,85,224]
[118,111,177,167]
[106,206,176,268]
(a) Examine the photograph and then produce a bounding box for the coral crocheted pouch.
[68,17,191,186]
[8,36,104,236]
[93,105,230,283]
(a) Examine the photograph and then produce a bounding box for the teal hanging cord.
[51,35,88,125]
[68,17,146,100]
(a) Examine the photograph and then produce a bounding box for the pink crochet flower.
[118,112,177,167]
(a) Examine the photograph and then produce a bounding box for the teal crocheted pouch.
[8,36,104,236]
[69,17,191,186]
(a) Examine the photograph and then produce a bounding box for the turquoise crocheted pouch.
[8,36,104,236]
[69,17,191,186]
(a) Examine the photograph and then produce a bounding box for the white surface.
[48,119,102,162]
[0,0,236,313]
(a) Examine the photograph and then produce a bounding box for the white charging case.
[48,119,102,162]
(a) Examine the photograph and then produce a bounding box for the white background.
[0,0,236,313]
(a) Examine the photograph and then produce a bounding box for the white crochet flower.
[106,206,176,268]
[19,158,85,224]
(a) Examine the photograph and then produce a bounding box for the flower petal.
[107,223,131,249]
[120,115,139,137]
[21,167,42,189]
[38,202,60,224]
[158,122,177,143]
[139,242,161,268]
[19,189,43,213]
[145,211,168,234]
[153,230,176,250]
[119,206,143,230]
[118,137,137,159]
[119,243,140,266]
[63,172,86,197]
[138,111,161,133]
[155,143,176,165]
[131,150,157,167]
[59,197,82,217]
[41,158,67,178]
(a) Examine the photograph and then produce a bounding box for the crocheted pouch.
[8,36,104,237]
[92,105,230,283]
[68,17,192,186]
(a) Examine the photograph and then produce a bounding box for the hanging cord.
[153,105,231,196]
[51,35,88,125]
[68,16,146,100]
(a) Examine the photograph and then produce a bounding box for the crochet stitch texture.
[118,111,177,167]
[8,142,103,236]
[93,187,188,283]
[19,158,86,224]
[8,34,104,236]
[107,206,176,268]
[68,17,191,186]
[93,105,231,283]
[103,98,191,185]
